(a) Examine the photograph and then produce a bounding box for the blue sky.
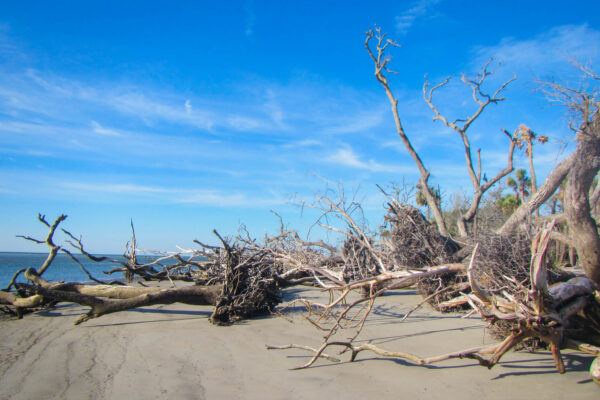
[1,1,599,253]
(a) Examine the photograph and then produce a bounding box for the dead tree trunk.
[563,108,600,285]
[23,268,175,299]
[423,62,517,237]
[365,27,449,237]
[28,283,221,325]
[498,153,574,235]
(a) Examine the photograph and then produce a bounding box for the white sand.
[0,286,597,399]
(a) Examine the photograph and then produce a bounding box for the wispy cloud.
[244,1,256,37]
[327,147,412,174]
[91,120,121,136]
[59,180,281,207]
[322,109,385,135]
[280,139,322,149]
[110,93,216,130]
[395,0,441,35]
[62,182,168,195]
[263,89,285,127]
[177,190,274,207]
[329,148,368,169]
[0,146,53,158]
[0,69,284,134]
[225,114,266,131]
[472,24,600,77]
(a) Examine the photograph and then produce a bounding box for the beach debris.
[269,226,600,375]
[0,216,328,325]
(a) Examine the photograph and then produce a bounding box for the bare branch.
[366,26,449,236]
[423,62,516,236]
[16,214,68,276]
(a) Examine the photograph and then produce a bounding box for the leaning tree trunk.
[563,110,600,285]
[365,28,450,237]
[497,153,574,235]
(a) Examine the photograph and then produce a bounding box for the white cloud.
[0,147,53,157]
[226,114,265,131]
[322,110,385,135]
[177,190,250,206]
[263,90,285,127]
[281,139,322,149]
[58,180,282,207]
[91,120,121,136]
[472,24,600,77]
[329,148,368,169]
[327,147,413,174]
[395,0,441,35]
[62,182,169,195]
[110,93,215,130]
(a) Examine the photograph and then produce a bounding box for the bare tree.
[423,60,517,236]
[366,27,518,238]
[365,27,449,237]
[268,39,600,383]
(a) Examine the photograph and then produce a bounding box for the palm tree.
[416,185,441,221]
[506,168,532,204]
[549,177,567,215]
[515,124,548,216]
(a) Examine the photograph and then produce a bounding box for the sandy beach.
[0,286,597,399]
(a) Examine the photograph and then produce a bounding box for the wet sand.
[0,286,597,399]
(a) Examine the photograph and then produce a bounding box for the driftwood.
[268,226,600,383]
[0,216,339,325]
[29,283,221,325]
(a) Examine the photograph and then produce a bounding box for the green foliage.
[497,194,520,216]
[415,184,441,221]
[506,168,531,202]
[441,193,469,237]
[415,185,441,207]
[442,186,510,235]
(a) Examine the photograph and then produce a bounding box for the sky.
[0,1,599,253]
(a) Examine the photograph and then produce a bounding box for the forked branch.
[365,26,449,237]
[423,62,517,236]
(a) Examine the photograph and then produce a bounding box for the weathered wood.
[365,27,449,237]
[24,268,167,299]
[549,276,597,303]
[498,153,574,235]
[563,109,600,285]
[29,283,221,325]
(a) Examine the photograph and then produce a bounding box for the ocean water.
[0,252,156,288]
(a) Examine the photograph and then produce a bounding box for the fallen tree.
[266,30,600,385]
[1,27,599,388]
[0,216,323,325]
[268,225,600,382]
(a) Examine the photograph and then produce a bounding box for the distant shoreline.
[0,251,125,257]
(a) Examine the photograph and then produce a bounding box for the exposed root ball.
[385,205,459,268]
[383,204,463,310]
[416,275,470,311]
[417,234,576,313]
[471,234,580,343]
[209,243,281,325]
[342,236,379,282]
[470,234,531,290]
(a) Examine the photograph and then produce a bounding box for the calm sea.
[0,252,160,288]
